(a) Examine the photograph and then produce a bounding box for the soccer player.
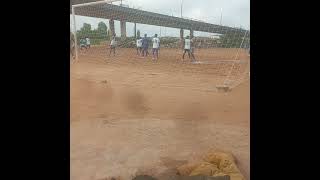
[85,37,91,49]
[80,38,87,50]
[141,34,149,57]
[136,37,142,56]
[182,35,195,61]
[109,36,116,56]
[152,34,160,60]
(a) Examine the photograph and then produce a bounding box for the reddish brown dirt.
[71,47,250,180]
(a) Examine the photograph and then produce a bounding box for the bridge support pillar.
[180,29,184,49]
[120,20,126,39]
[190,29,194,39]
[109,19,115,37]
[180,28,184,39]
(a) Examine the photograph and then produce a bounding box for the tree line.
[73,22,249,48]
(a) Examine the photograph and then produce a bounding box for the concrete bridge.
[70,0,248,39]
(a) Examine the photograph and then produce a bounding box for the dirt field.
[71,47,250,180]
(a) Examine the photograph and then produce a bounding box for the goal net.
[70,0,250,90]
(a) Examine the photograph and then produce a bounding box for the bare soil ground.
[71,47,250,180]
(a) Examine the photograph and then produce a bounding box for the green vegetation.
[76,22,110,45]
[74,22,249,48]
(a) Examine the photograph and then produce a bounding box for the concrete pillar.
[190,29,194,39]
[180,29,184,39]
[120,20,126,39]
[180,29,184,49]
[109,19,115,37]
[134,23,137,38]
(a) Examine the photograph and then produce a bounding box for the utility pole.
[220,8,223,25]
[180,0,184,18]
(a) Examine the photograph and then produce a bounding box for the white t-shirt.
[137,39,142,47]
[110,39,116,46]
[152,37,160,49]
[184,39,191,49]
[86,38,90,45]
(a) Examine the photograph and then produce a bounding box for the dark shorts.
[152,48,159,54]
[110,45,116,49]
[184,49,191,52]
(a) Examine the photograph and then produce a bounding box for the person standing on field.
[152,34,160,60]
[141,34,149,58]
[142,34,149,57]
[109,36,116,56]
[80,38,87,50]
[136,37,142,56]
[182,35,195,61]
[85,37,91,49]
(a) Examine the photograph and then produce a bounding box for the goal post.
[72,6,78,60]
[223,30,249,85]
[71,0,120,61]
[70,1,250,90]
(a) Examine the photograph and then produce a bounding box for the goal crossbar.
[72,0,120,8]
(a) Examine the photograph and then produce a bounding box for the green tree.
[76,23,92,45]
[97,22,108,34]
[80,23,92,33]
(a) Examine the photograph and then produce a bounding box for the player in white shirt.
[152,34,160,60]
[182,36,195,61]
[136,37,142,56]
[85,37,91,48]
[109,36,117,56]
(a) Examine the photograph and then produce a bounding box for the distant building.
[209,34,221,39]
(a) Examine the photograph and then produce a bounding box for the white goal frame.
[71,0,120,61]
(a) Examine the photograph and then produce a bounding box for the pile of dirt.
[177,150,245,180]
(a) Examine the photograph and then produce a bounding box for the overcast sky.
[70,0,249,37]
